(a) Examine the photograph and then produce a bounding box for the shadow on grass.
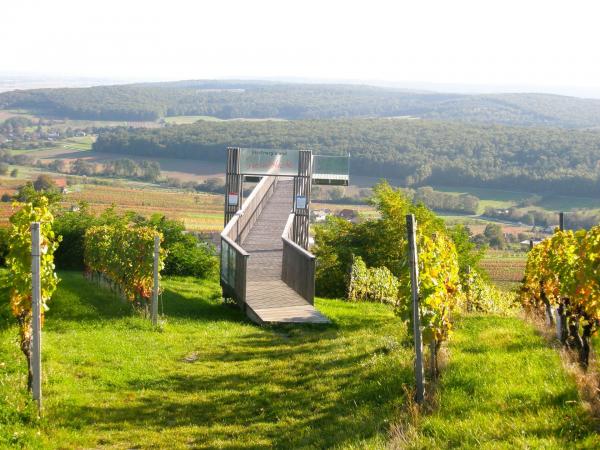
[46,272,249,326]
[429,315,600,446]
[160,281,247,324]
[57,328,412,448]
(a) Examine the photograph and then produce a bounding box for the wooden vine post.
[30,222,42,414]
[555,212,566,341]
[406,214,425,404]
[152,235,160,326]
[559,212,565,232]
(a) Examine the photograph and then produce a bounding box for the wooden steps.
[241,179,329,325]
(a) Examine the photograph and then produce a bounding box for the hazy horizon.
[3,71,600,100]
[3,0,600,99]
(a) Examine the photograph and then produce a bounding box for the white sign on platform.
[228,192,239,206]
[295,195,307,209]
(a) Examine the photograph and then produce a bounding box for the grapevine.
[84,225,165,310]
[521,226,600,367]
[7,197,60,390]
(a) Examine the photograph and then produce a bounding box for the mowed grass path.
[0,271,412,449]
[2,272,599,448]
[401,315,600,449]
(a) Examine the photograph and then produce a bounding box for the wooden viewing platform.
[242,180,329,324]
[220,176,330,324]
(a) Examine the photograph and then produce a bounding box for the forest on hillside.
[93,118,600,196]
[4,80,600,127]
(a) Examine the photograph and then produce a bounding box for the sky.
[3,0,600,95]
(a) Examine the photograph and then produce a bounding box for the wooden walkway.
[242,179,329,324]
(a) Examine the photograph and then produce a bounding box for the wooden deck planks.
[241,179,330,325]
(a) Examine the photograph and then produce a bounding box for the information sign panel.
[295,195,307,209]
[228,192,239,206]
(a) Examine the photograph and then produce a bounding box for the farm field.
[1,272,597,448]
[12,147,224,182]
[481,249,527,292]
[0,175,224,231]
[65,184,223,232]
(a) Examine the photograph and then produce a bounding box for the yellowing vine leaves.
[521,225,600,368]
[7,197,60,390]
[83,225,165,307]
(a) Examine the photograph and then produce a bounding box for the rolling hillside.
[3,80,600,127]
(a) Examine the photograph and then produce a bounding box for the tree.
[10,168,18,177]
[33,174,57,191]
[15,182,62,206]
[483,223,506,249]
[449,224,485,274]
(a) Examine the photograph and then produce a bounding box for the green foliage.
[92,117,600,196]
[397,232,462,345]
[33,174,57,191]
[449,224,486,275]
[463,269,518,314]
[53,208,217,278]
[348,256,399,304]
[53,204,128,269]
[483,223,506,249]
[84,225,165,304]
[412,186,479,214]
[6,197,60,387]
[5,80,600,127]
[13,181,62,206]
[142,215,217,278]
[315,182,461,348]
[521,226,600,367]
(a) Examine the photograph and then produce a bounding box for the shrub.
[348,256,399,304]
[164,240,218,279]
[146,215,218,279]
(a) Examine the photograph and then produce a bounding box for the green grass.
[399,315,600,449]
[432,185,600,215]
[432,185,525,214]
[2,271,599,448]
[535,195,600,213]
[0,271,412,449]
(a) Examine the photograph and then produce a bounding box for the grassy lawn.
[2,271,599,448]
[399,315,600,449]
[0,271,412,449]
[431,185,600,215]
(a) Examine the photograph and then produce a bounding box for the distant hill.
[93,118,600,196]
[3,80,600,127]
